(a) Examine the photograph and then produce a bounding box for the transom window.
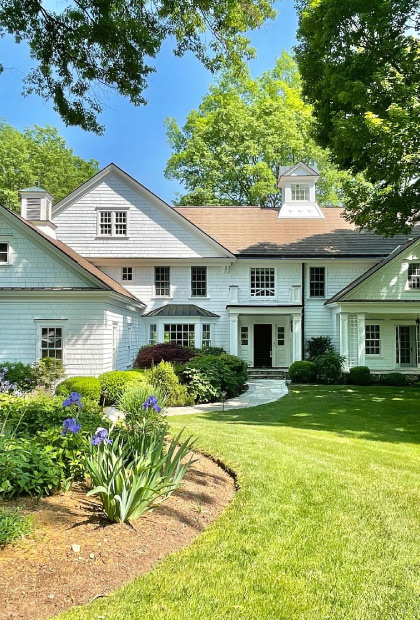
[164,324,195,347]
[191,266,207,297]
[122,266,133,281]
[155,267,170,296]
[240,326,249,346]
[149,324,157,345]
[277,326,285,346]
[202,324,211,348]
[408,263,420,289]
[309,267,325,298]
[98,211,128,236]
[250,268,275,297]
[41,327,63,359]
[291,183,309,201]
[366,324,381,355]
[0,243,9,263]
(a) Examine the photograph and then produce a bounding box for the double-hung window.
[291,183,309,201]
[98,211,128,236]
[250,268,275,297]
[149,324,157,345]
[202,324,211,348]
[155,267,170,296]
[122,266,133,281]
[408,263,420,289]
[309,267,325,298]
[164,324,195,347]
[191,266,207,297]
[40,327,63,360]
[366,324,381,355]
[0,243,9,264]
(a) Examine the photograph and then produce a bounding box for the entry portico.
[228,305,302,368]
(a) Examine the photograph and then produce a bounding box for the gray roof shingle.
[144,304,219,318]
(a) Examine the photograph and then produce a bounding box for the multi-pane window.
[408,263,420,289]
[277,326,285,346]
[202,324,211,348]
[309,267,325,298]
[191,266,207,297]
[0,243,9,263]
[122,266,133,281]
[98,211,128,236]
[155,267,170,296]
[41,327,63,359]
[366,324,380,355]
[149,324,157,345]
[164,324,195,347]
[291,183,309,201]
[250,268,275,297]
[240,326,249,345]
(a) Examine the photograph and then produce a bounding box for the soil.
[0,454,235,620]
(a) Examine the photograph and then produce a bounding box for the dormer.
[19,184,57,238]
[277,162,324,219]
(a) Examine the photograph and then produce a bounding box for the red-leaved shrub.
[134,342,197,368]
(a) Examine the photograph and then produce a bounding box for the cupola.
[19,183,57,238]
[277,162,324,219]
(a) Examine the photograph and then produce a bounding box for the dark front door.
[254,324,272,367]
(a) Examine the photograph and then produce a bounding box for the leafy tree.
[295,0,420,235]
[0,0,276,133]
[0,122,99,210]
[165,52,348,207]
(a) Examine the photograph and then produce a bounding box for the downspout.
[301,263,305,360]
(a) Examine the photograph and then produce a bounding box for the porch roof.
[143,304,219,318]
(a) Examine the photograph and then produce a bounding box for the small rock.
[71,544,81,553]
[47,594,55,600]
[89,553,95,559]
[78,556,84,561]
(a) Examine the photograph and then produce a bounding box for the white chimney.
[19,183,57,238]
[277,162,324,219]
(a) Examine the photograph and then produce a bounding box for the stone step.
[248,368,288,380]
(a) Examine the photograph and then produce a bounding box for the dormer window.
[291,183,309,201]
[98,211,128,237]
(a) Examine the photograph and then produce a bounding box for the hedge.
[56,376,101,402]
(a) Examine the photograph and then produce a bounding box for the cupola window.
[291,183,309,201]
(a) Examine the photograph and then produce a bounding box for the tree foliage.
[0,0,275,133]
[165,52,348,208]
[0,122,99,211]
[295,0,420,235]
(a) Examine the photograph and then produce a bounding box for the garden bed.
[0,453,235,620]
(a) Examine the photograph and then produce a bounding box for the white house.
[2,161,420,376]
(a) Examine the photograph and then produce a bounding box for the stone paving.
[166,379,289,416]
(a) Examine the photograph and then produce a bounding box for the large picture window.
[164,324,195,347]
[155,267,170,296]
[40,327,63,359]
[191,266,207,297]
[366,324,381,355]
[98,211,128,236]
[309,267,325,298]
[408,263,420,289]
[250,268,275,297]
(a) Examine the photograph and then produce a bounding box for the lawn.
[57,385,420,620]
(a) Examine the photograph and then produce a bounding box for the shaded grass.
[57,386,420,620]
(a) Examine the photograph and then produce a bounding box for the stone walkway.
[166,379,288,416]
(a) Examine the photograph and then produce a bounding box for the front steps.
[248,368,288,380]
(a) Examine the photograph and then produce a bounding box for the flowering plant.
[91,427,112,446]
[142,395,162,413]
[0,368,24,397]
[61,417,82,435]
[62,392,83,409]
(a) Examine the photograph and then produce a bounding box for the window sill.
[188,297,210,300]
[151,297,173,301]
[95,236,130,240]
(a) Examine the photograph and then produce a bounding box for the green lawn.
[58,386,420,620]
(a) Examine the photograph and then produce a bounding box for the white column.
[357,313,366,366]
[340,313,349,370]
[196,323,203,350]
[229,314,239,356]
[157,322,165,344]
[292,315,302,362]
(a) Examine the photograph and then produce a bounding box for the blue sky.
[0,0,297,204]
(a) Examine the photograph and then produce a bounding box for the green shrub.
[381,372,407,386]
[118,382,168,434]
[1,362,38,391]
[181,367,222,403]
[36,426,91,484]
[181,354,247,403]
[56,376,101,402]
[0,436,63,497]
[145,361,194,406]
[33,357,65,389]
[0,508,32,547]
[199,346,226,356]
[305,336,334,362]
[348,366,371,386]
[315,351,345,384]
[288,361,317,383]
[99,370,145,404]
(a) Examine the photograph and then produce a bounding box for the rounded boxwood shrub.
[347,366,371,386]
[314,351,344,384]
[134,342,197,368]
[288,361,317,383]
[99,370,145,404]
[381,372,407,386]
[56,376,101,403]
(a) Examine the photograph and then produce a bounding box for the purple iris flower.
[142,395,162,413]
[62,417,82,435]
[91,427,112,446]
[62,391,84,409]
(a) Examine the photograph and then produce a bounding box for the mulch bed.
[0,454,235,620]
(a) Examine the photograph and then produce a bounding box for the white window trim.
[365,324,381,356]
[154,266,171,298]
[308,265,327,299]
[35,320,66,363]
[96,210,129,238]
[122,266,133,281]
[0,242,10,265]
[191,266,208,298]
[291,183,310,202]
[250,267,276,298]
